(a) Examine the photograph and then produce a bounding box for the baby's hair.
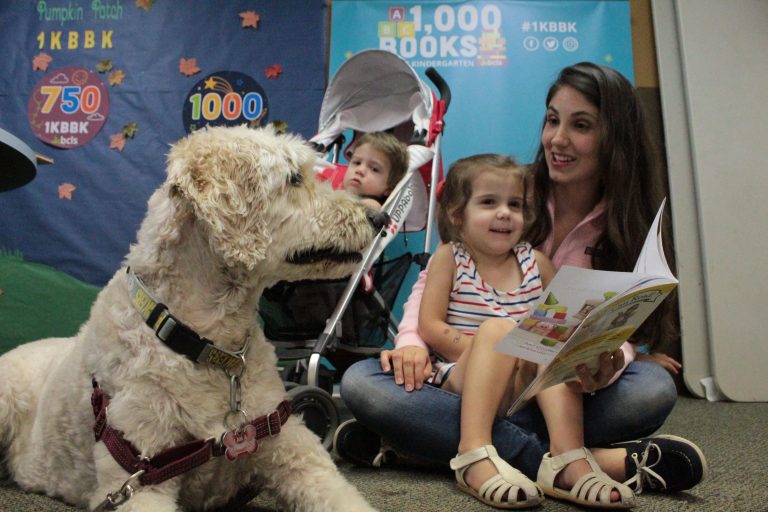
[353,132,409,188]
[437,154,527,244]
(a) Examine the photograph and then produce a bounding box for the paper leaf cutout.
[96,59,113,73]
[240,11,260,29]
[265,64,282,79]
[33,52,53,72]
[122,122,138,139]
[108,69,125,86]
[136,0,154,11]
[110,133,126,151]
[269,120,288,134]
[179,58,200,77]
[247,107,268,128]
[58,183,76,200]
[247,120,260,129]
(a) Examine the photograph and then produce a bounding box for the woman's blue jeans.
[340,358,677,478]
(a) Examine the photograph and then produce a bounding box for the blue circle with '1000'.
[182,70,269,133]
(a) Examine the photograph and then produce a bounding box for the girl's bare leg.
[537,383,621,500]
[442,318,530,491]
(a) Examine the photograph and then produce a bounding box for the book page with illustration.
[497,201,676,415]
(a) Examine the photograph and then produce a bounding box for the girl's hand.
[380,346,433,392]
[636,352,682,375]
[566,349,625,394]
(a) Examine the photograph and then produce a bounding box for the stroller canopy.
[311,49,434,149]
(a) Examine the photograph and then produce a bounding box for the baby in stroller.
[317,131,409,210]
[262,49,450,448]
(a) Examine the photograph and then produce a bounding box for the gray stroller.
[260,49,451,447]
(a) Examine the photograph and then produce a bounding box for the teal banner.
[330,0,633,317]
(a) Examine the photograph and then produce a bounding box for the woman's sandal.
[449,445,544,509]
[536,447,637,509]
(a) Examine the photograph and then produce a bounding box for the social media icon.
[563,37,579,52]
[524,36,539,51]
[543,37,558,51]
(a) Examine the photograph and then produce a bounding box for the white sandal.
[536,447,636,509]
[449,445,544,509]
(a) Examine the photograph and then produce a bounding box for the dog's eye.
[289,173,303,186]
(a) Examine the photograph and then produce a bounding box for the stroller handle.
[425,68,451,109]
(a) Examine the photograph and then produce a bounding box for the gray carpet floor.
[2,395,766,512]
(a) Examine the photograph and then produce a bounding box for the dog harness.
[91,379,291,510]
[91,269,293,510]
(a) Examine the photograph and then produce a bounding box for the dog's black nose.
[366,210,389,232]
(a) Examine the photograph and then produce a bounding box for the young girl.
[419,154,636,509]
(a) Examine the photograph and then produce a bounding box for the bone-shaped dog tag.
[223,424,258,461]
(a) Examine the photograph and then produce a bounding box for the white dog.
[0,125,381,511]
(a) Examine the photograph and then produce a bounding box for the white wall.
[653,0,768,401]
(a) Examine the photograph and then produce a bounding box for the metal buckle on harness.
[267,409,280,437]
[93,406,108,440]
[91,469,144,512]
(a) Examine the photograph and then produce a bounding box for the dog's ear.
[165,131,271,270]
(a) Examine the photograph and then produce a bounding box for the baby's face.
[343,143,392,198]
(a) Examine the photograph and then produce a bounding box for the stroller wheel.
[287,384,340,450]
[282,360,335,395]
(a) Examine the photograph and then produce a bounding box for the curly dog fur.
[0,125,378,511]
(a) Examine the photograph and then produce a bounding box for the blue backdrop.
[1,0,633,321]
[0,0,328,286]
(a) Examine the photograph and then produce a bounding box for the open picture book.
[497,200,677,415]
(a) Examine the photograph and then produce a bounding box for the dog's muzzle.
[285,210,390,266]
[366,210,389,232]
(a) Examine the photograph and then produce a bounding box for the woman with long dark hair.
[338,63,704,505]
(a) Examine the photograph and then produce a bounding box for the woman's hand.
[380,346,432,392]
[636,352,682,375]
[566,349,625,394]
